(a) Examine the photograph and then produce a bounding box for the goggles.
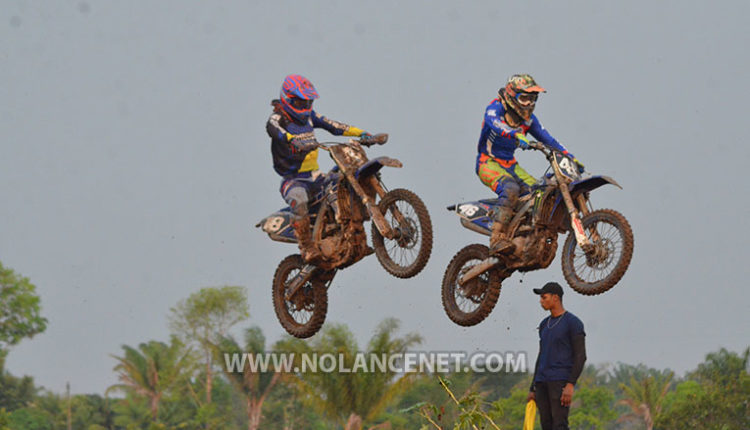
[289,97,314,110]
[516,92,539,106]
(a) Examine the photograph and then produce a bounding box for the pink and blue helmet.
[280,74,319,123]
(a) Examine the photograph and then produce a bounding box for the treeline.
[0,264,748,429]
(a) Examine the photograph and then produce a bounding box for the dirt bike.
[257,133,433,338]
[442,141,634,326]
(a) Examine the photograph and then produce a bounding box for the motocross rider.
[266,74,371,262]
[476,74,584,255]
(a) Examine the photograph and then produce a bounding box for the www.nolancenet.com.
[223,351,528,374]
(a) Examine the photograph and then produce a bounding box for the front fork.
[367,176,411,241]
[557,181,593,252]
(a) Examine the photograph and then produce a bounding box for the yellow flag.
[523,400,536,430]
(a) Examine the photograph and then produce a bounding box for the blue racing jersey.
[266,110,359,178]
[477,98,570,162]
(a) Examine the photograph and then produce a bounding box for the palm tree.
[216,326,282,430]
[108,337,192,422]
[277,318,422,430]
[617,371,673,430]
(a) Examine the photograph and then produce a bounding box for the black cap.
[533,282,564,297]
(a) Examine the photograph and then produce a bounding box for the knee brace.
[285,187,310,217]
[497,180,520,208]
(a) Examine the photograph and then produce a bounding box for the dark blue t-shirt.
[534,311,585,383]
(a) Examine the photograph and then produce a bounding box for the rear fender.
[256,209,297,243]
[447,199,500,235]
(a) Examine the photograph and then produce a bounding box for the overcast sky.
[2,1,749,395]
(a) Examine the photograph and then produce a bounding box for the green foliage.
[0,291,746,430]
[215,325,282,430]
[109,337,193,421]
[112,395,152,429]
[0,408,10,430]
[276,318,422,428]
[0,353,37,411]
[617,370,673,429]
[568,384,617,430]
[0,262,48,353]
[217,326,280,397]
[410,375,503,430]
[657,348,750,430]
[70,394,115,430]
[168,286,250,410]
[168,286,249,347]
[489,381,533,429]
[7,407,53,430]
[260,382,329,430]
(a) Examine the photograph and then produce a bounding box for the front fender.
[355,156,403,179]
[569,175,621,196]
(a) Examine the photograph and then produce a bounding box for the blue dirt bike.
[257,134,433,338]
[442,141,634,326]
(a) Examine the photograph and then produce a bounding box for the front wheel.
[272,255,328,338]
[561,209,634,295]
[371,188,433,279]
[441,244,505,327]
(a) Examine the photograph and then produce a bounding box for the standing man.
[527,282,587,430]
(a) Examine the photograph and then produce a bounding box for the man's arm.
[568,333,587,385]
[527,338,542,402]
[311,111,365,137]
[527,115,571,155]
[266,113,291,142]
[267,114,317,153]
[561,324,587,407]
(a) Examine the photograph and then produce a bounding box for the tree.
[217,326,282,430]
[277,318,422,430]
[617,371,673,430]
[108,337,192,422]
[568,384,617,430]
[70,394,116,429]
[0,352,37,411]
[0,262,48,354]
[658,347,750,429]
[169,286,249,405]
[256,382,329,430]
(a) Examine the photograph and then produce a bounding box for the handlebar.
[526,141,562,160]
[317,133,389,151]
[527,140,547,152]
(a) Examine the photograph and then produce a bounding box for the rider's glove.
[515,132,531,150]
[572,157,585,173]
[343,126,365,137]
[289,134,318,153]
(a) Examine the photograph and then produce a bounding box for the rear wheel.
[272,255,328,338]
[562,209,634,295]
[371,188,433,278]
[441,244,505,326]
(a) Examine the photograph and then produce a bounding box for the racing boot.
[293,216,322,262]
[489,206,516,255]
